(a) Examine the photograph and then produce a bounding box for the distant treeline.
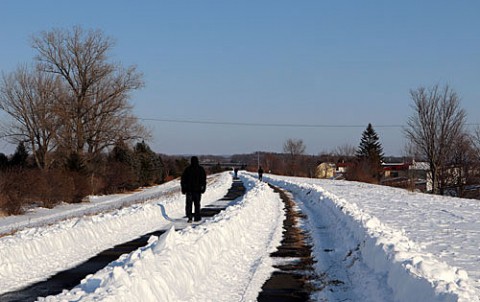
[0,141,230,216]
[0,142,344,216]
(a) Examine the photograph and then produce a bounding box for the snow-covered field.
[266,174,479,302]
[1,171,479,301]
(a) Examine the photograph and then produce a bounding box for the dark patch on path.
[0,177,246,302]
[0,229,167,302]
[257,184,317,302]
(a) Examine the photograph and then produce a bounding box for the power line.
[138,118,406,128]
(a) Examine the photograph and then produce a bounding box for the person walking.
[181,156,207,223]
[258,166,264,181]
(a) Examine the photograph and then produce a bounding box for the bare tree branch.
[30,26,146,162]
[283,138,306,176]
[0,65,60,169]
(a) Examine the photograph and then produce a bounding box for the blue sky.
[1,1,479,156]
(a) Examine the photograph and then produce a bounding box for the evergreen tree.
[9,142,29,168]
[105,141,137,192]
[65,152,86,172]
[355,123,384,181]
[0,153,8,171]
[133,141,163,186]
[174,158,189,177]
[110,140,134,165]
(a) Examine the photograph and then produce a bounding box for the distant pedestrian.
[234,168,239,179]
[181,156,207,223]
[258,166,264,181]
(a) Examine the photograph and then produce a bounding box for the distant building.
[380,162,409,188]
[381,160,432,192]
[315,162,336,179]
[408,160,431,192]
[382,162,410,178]
[315,159,432,193]
[335,162,353,175]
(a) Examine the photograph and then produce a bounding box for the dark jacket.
[181,157,207,194]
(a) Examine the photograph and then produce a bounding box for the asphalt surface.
[0,179,245,302]
[257,184,316,302]
[0,177,317,301]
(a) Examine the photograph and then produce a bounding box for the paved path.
[0,179,246,302]
[0,178,317,301]
[257,184,317,301]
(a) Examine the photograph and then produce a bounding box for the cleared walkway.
[0,178,316,302]
[0,179,245,302]
[257,184,317,301]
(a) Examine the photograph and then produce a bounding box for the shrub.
[33,170,75,207]
[0,170,28,215]
[102,161,139,194]
[345,160,380,184]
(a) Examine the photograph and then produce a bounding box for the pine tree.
[9,142,29,168]
[105,141,137,192]
[0,153,8,170]
[110,140,134,165]
[355,123,384,181]
[133,141,163,186]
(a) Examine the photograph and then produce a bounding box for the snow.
[37,175,284,302]
[266,174,479,302]
[1,171,480,301]
[0,173,232,295]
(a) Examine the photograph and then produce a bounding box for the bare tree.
[404,84,467,194]
[443,132,476,197]
[283,138,306,176]
[333,143,356,159]
[0,65,60,169]
[31,26,146,163]
[460,128,480,197]
[471,127,480,162]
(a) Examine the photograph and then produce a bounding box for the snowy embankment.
[0,175,179,236]
[3,170,480,302]
[0,173,232,294]
[40,173,284,302]
[267,174,479,302]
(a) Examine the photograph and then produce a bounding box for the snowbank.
[3,171,480,301]
[0,177,180,236]
[0,173,232,294]
[267,175,479,302]
[39,174,285,301]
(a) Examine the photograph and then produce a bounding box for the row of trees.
[0,26,146,171]
[404,84,480,196]
[332,84,480,197]
[0,26,249,215]
[258,84,479,199]
[0,26,160,215]
[1,25,478,216]
[0,140,170,215]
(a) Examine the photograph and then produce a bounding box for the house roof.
[410,161,430,170]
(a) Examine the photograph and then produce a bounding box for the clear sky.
[1,1,479,156]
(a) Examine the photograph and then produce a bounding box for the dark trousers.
[185,192,202,221]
